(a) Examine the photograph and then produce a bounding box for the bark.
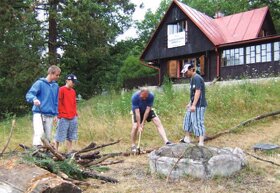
[0,161,81,193]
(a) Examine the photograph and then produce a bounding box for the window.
[245,43,272,64]
[167,21,188,48]
[167,21,186,35]
[222,48,244,66]
[274,42,280,61]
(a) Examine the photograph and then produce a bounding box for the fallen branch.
[76,139,121,155]
[245,151,280,167]
[77,151,100,159]
[0,119,16,156]
[41,137,65,161]
[166,148,188,183]
[19,144,31,150]
[82,171,118,183]
[205,110,280,141]
[85,153,120,167]
[98,160,124,166]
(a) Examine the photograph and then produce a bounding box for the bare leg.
[152,117,169,144]
[131,122,138,146]
[184,132,191,143]
[198,136,204,146]
[67,140,73,153]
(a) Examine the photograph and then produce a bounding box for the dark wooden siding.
[142,4,215,61]
[123,74,159,89]
[220,61,280,80]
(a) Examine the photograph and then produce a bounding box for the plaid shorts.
[55,116,78,142]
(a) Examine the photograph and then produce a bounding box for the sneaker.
[131,145,137,153]
[165,141,173,145]
[179,138,187,143]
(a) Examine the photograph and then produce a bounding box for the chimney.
[214,11,224,19]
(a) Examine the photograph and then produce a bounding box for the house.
[140,0,280,84]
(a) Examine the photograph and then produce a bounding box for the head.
[181,63,195,78]
[65,74,78,88]
[139,87,149,100]
[47,65,61,81]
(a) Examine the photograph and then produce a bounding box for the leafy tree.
[0,0,44,118]
[58,0,135,97]
[117,55,157,85]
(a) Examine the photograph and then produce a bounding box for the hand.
[190,105,196,112]
[186,103,191,110]
[53,116,58,123]
[33,99,41,106]
[138,126,143,133]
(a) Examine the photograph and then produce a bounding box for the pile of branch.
[19,138,128,187]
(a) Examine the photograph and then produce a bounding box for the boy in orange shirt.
[55,74,78,154]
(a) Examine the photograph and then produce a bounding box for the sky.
[116,0,161,41]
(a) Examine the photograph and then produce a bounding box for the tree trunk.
[48,0,58,65]
[0,160,81,193]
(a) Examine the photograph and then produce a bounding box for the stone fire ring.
[149,143,247,179]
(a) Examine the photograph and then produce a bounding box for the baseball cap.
[181,63,194,73]
[66,74,78,83]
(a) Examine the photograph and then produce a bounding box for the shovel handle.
[137,130,142,149]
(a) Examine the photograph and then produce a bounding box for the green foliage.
[117,55,157,85]
[0,0,44,118]
[22,154,84,180]
[58,0,135,98]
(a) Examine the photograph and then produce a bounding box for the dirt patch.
[85,119,280,193]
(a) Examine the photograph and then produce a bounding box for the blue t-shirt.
[190,74,207,107]
[131,91,154,113]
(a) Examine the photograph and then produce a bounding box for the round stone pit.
[149,143,247,179]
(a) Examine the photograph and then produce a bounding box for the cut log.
[0,159,81,193]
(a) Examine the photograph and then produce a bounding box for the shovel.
[136,130,142,155]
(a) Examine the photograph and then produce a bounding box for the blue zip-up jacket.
[26,78,59,116]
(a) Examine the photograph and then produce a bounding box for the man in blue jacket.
[26,65,61,146]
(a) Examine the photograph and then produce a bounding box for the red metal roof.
[176,0,268,45]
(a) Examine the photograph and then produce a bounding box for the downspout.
[140,60,161,86]
[215,47,220,78]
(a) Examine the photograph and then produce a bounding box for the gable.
[141,2,214,61]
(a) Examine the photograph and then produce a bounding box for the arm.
[26,81,41,106]
[141,106,151,128]
[190,89,201,112]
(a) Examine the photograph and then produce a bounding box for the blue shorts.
[55,116,78,142]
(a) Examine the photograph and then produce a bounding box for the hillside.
[0,79,280,192]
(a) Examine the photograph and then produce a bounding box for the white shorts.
[33,113,54,146]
